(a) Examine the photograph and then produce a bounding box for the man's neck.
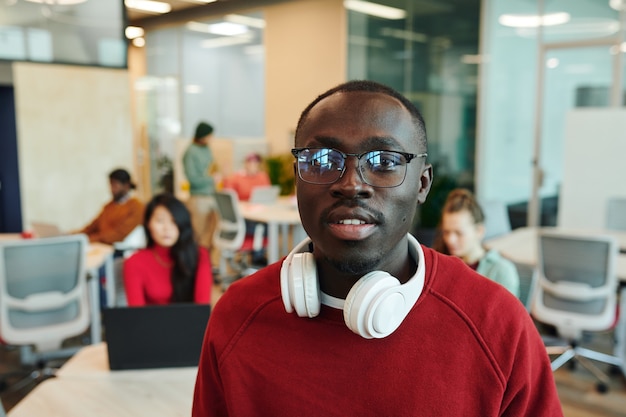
[115,193,130,204]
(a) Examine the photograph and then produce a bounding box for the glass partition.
[145,11,265,141]
[481,0,625,228]
[0,0,127,67]
[347,0,481,236]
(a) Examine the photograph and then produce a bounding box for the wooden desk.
[8,344,197,417]
[484,226,626,283]
[240,197,306,263]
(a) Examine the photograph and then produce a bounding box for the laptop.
[31,222,64,238]
[249,185,281,205]
[102,303,211,370]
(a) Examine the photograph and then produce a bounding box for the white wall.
[13,62,134,231]
[558,108,626,229]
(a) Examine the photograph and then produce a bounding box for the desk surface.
[239,196,301,225]
[8,344,197,417]
[484,226,626,282]
[240,197,304,263]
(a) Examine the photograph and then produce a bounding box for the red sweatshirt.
[192,245,563,417]
[123,245,212,306]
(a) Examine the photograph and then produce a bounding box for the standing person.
[222,152,271,202]
[192,80,563,416]
[77,168,144,245]
[183,121,218,249]
[123,193,212,306]
[433,188,520,297]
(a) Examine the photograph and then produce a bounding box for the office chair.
[606,197,626,231]
[0,234,91,393]
[531,230,624,393]
[513,262,538,312]
[112,225,147,306]
[213,189,266,289]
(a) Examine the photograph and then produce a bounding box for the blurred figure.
[77,168,144,245]
[123,193,212,306]
[223,152,272,265]
[222,152,271,201]
[183,121,218,249]
[434,188,520,297]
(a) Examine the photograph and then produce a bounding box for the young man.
[192,81,563,416]
[78,168,144,245]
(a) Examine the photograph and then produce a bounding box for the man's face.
[196,135,210,146]
[295,91,432,276]
[110,179,129,202]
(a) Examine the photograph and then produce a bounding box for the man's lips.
[325,206,380,226]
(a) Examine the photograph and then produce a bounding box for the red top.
[123,245,212,306]
[192,246,563,417]
[222,171,271,201]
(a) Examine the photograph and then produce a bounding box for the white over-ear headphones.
[280,234,425,339]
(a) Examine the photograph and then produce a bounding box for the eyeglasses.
[291,147,427,188]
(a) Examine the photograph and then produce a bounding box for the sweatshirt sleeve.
[194,247,213,304]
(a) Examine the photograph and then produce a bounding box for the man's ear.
[417,164,433,205]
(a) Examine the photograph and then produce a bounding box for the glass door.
[530,44,617,227]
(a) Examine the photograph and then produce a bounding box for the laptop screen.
[102,303,211,370]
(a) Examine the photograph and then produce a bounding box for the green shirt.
[183,142,216,196]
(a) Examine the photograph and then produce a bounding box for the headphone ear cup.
[344,271,404,339]
[281,252,320,318]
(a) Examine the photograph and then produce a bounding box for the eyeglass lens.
[295,148,409,188]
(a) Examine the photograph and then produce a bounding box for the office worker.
[123,193,212,306]
[183,121,218,249]
[77,168,144,245]
[433,188,521,297]
[222,152,272,202]
[192,80,562,416]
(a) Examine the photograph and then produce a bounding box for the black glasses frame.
[291,147,427,188]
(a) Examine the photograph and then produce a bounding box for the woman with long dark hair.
[123,193,212,305]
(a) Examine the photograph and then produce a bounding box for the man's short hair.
[194,122,214,140]
[109,168,135,189]
[295,80,427,151]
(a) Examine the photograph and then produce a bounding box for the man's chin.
[325,253,380,276]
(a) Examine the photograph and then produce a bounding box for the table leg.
[87,268,102,344]
[103,253,115,307]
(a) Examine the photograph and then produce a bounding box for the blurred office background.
[0,0,625,240]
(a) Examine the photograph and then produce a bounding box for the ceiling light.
[207,22,248,36]
[499,12,570,28]
[609,0,624,11]
[546,58,559,68]
[187,21,248,36]
[225,14,266,29]
[185,84,203,94]
[201,35,253,48]
[344,0,406,20]
[124,0,171,14]
[132,37,146,47]
[125,26,145,39]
